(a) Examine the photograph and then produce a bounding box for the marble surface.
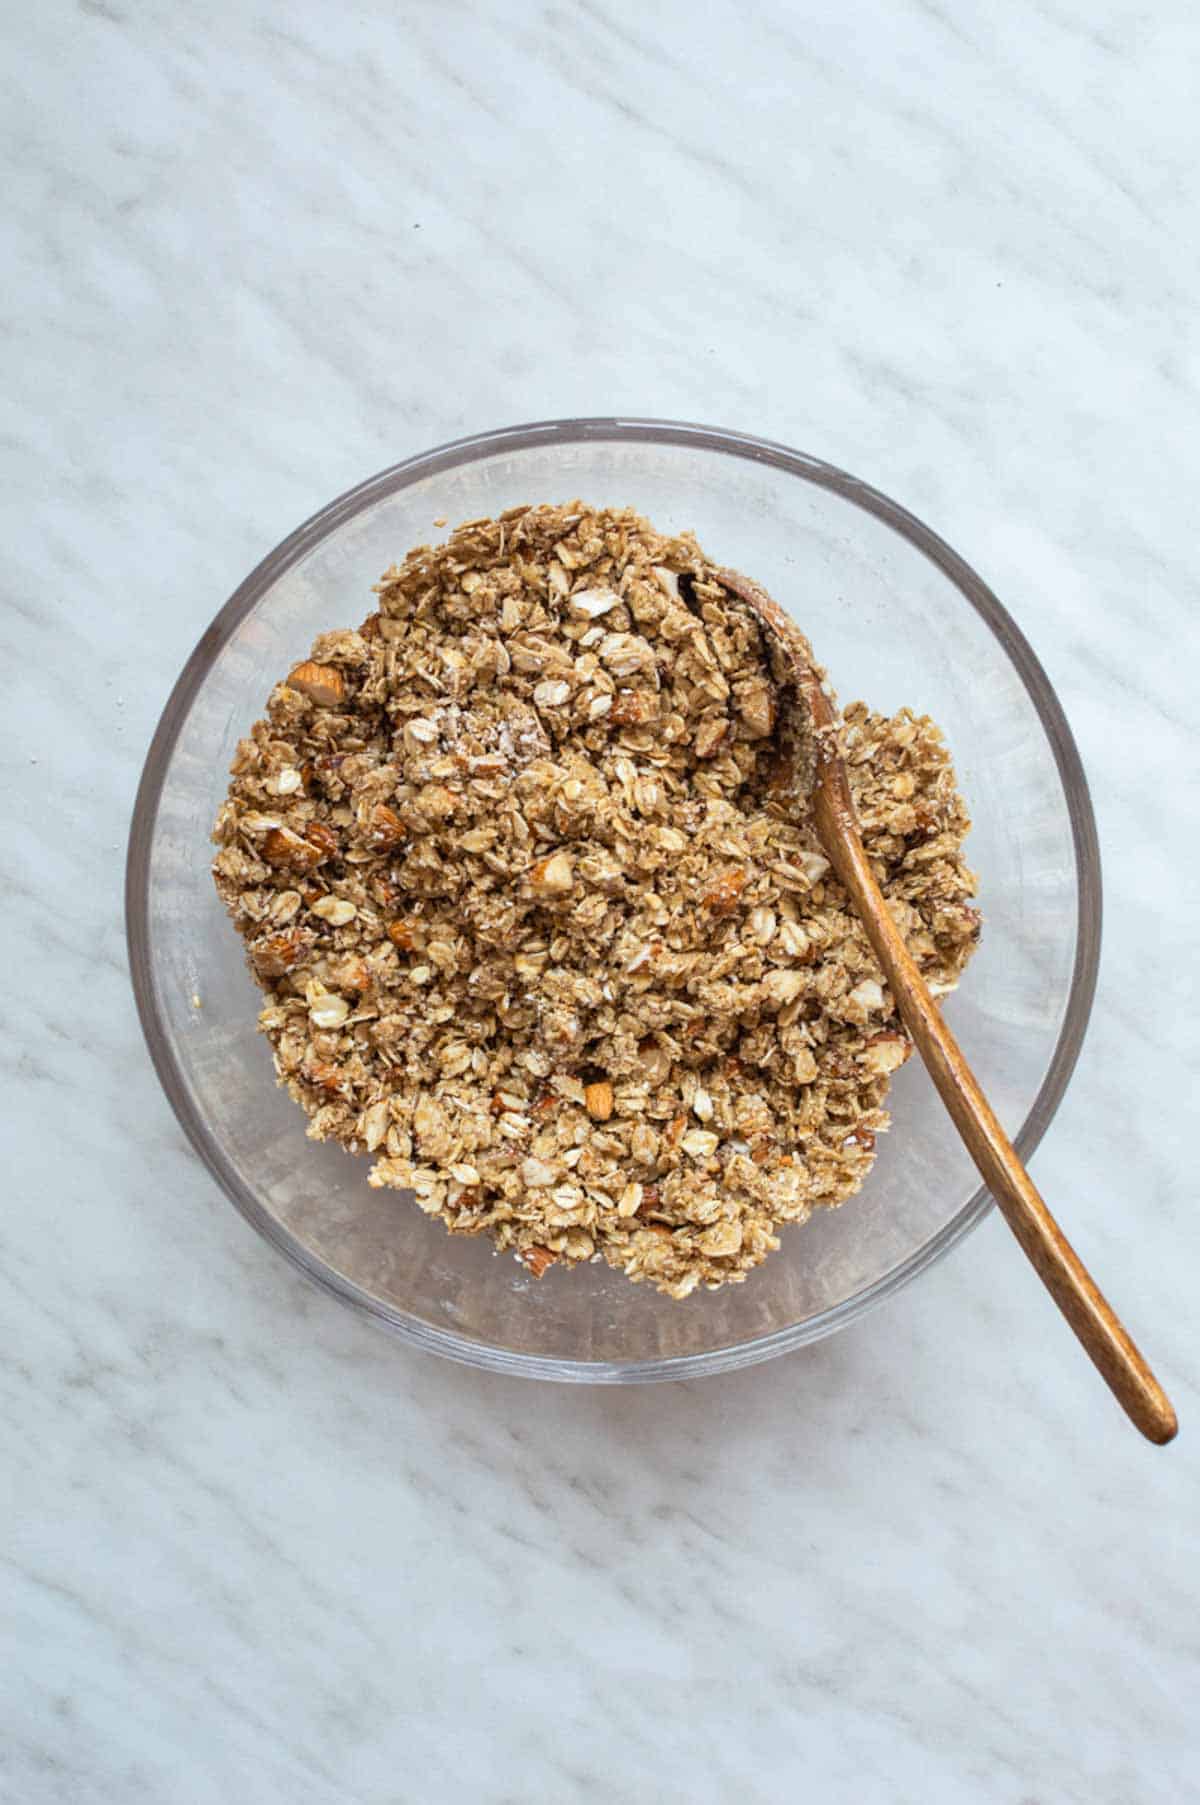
[5,1,1199,1799]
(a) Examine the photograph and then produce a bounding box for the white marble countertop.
[6,2,1198,1799]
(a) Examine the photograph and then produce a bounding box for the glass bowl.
[126,419,1100,1380]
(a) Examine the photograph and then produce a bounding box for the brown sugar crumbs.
[212,504,980,1298]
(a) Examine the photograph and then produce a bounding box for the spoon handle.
[824,814,1177,1445]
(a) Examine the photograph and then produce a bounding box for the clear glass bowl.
[126,419,1100,1380]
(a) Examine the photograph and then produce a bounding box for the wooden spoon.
[714,565,1177,1445]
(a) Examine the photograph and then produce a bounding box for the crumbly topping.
[213,504,980,1297]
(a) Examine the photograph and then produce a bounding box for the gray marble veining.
[4,1,1198,1800]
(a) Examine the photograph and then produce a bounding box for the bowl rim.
[125,416,1102,1381]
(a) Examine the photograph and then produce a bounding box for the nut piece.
[779,920,812,959]
[630,1044,668,1096]
[694,717,728,759]
[761,968,806,1007]
[518,1244,557,1278]
[681,1128,720,1160]
[301,1056,345,1095]
[334,956,371,993]
[250,927,307,978]
[861,1031,911,1077]
[302,820,340,862]
[609,689,658,727]
[529,850,574,896]
[847,978,885,1016]
[262,825,323,873]
[310,896,356,925]
[702,868,748,917]
[386,919,416,950]
[521,1157,557,1188]
[737,678,775,739]
[584,1080,614,1122]
[286,661,347,707]
[569,588,620,618]
[367,804,407,851]
[797,849,831,884]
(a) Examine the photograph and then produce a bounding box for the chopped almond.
[301,1056,345,1094]
[262,826,322,873]
[701,868,748,917]
[694,717,728,759]
[609,689,659,727]
[286,661,346,707]
[529,850,574,896]
[861,1032,911,1077]
[367,804,407,851]
[584,1079,614,1122]
[303,820,340,861]
[250,927,307,978]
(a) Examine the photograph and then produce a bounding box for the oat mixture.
[212,504,980,1297]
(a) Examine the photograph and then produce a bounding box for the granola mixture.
[212,504,980,1298]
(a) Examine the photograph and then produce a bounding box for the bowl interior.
[129,422,1097,1378]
